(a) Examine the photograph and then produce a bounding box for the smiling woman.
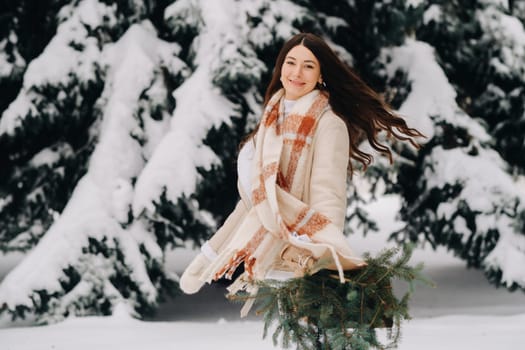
[178,33,424,314]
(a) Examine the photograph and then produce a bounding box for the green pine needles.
[229,245,432,350]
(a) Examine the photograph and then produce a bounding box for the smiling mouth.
[288,79,305,86]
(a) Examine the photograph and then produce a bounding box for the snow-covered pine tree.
[0,0,193,322]
[0,0,99,252]
[514,0,525,21]
[385,0,525,291]
[416,0,525,172]
[0,0,72,114]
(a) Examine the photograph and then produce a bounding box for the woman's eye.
[286,61,295,65]
[305,65,314,69]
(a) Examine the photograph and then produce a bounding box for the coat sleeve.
[308,111,349,231]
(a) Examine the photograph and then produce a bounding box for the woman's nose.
[291,65,302,77]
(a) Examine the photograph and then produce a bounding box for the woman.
[180,33,423,314]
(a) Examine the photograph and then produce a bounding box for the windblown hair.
[254,32,424,173]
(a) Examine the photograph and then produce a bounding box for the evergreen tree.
[0,0,86,251]
[416,0,525,172]
[388,0,525,291]
[0,0,188,322]
[0,0,73,113]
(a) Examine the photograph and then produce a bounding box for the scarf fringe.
[226,274,259,318]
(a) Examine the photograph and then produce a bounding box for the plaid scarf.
[202,89,364,309]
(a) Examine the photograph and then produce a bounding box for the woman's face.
[280,45,322,100]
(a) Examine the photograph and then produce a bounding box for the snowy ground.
[1,196,524,349]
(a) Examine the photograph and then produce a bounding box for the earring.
[318,74,326,88]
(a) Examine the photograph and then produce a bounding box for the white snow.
[1,313,523,350]
[1,195,525,349]
[133,0,261,215]
[485,232,525,287]
[425,147,518,211]
[322,15,348,33]
[0,0,113,136]
[477,5,525,77]
[238,0,306,50]
[380,39,491,143]
[480,0,511,10]
[29,143,73,167]
[0,36,25,77]
[423,4,442,25]
[406,0,424,8]
[423,145,525,287]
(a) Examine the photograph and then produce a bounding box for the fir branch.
[229,244,432,350]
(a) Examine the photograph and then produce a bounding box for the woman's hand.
[280,244,317,276]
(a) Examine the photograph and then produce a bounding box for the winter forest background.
[0,0,524,330]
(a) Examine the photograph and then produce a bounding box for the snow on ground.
[0,311,523,350]
[1,195,524,349]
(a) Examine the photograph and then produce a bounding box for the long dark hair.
[251,32,423,172]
